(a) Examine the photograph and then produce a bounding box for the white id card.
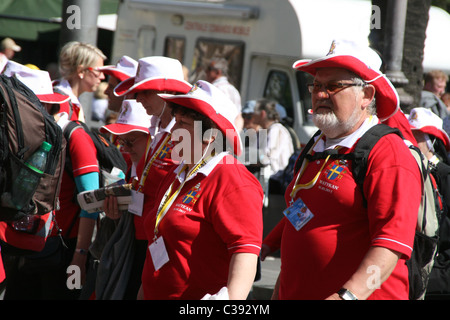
[283,198,314,231]
[149,236,170,271]
[128,190,144,216]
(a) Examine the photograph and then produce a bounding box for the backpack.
[0,74,65,221]
[63,120,128,187]
[294,123,443,300]
[0,75,65,254]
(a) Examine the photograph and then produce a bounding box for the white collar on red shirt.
[174,151,230,183]
[150,117,175,150]
[313,115,379,152]
[54,78,81,106]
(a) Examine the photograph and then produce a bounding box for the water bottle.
[10,141,52,211]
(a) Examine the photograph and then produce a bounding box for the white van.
[111,0,450,146]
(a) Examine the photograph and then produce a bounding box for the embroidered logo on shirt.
[177,183,201,212]
[157,140,174,160]
[318,161,348,194]
[326,164,344,180]
[182,190,198,204]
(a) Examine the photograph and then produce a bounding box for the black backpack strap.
[295,124,403,207]
[350,124,403,207]
[62,121,84,177]
[293,130,322,174]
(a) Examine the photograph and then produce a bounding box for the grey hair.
[351,77,377,116]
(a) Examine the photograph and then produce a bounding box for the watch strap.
[338,288,358,300]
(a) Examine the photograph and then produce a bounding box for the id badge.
[149,236,170,271]
[283,198,314,231]
[128,190,144,216]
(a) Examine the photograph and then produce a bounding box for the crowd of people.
[0,35,449,300]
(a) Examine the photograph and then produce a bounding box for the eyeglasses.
[307,82,365,95]
[85,67,103,78]
[117,135,146,148]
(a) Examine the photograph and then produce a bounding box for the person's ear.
[361,84,376,109]
[203,128,218,144]
[77,65,85,79]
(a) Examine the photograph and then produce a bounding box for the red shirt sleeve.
[364,134,421,259]
[69,127,99,177]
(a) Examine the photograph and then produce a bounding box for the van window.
[189,38,244,90]
[164,36,186,64]
[137,26,156,58]
[295,71,314,124]
[263,70,293,120]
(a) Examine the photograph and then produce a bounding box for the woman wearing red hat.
[90,99,152,300]
[112,56,191,267]
[138,80,263,300]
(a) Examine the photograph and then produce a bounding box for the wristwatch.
[75,248,88,255]
[337,288,358,300]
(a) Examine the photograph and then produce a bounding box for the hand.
[260,244,271,261]
[103,196,122,220]
[325,293,342,300]
[70,252,87,285]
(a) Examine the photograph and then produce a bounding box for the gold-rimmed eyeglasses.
[307,81,365,95]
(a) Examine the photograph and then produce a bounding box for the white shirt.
[53,78,85,122]
[263,122,294,176]
[313,115,379,152]
[212,76,242,113]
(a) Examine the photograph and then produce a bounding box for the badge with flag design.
[182,183,201,205]
[326,164,344,180]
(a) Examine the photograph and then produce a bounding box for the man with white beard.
[271,40,422,300]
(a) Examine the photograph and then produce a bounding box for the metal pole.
[383,0,409,85]
[59,0,100,47]
[59,0,101,128]
[383,0,414,107]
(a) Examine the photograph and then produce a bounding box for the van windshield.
[188,38,245,90]
[296,71,314,125]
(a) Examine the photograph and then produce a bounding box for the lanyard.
[136,133,171,192]
[290,133,335,201]
[153,154,212,240]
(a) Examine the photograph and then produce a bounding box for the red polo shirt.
[134,131,177,240]
[279,130,420,300]
[141,153,263,300]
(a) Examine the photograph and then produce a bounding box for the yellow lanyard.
[137,133,171,192]
[153,154,212,239]
[290,133,337,201]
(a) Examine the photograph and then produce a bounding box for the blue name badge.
[283,198,314,231]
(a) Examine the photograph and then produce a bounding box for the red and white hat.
[114,56,191,97]
[3,61,69,104]
[293,39,399,121]
[100,99,151,135]
[98,55,138,82]
[408,107,450,151]
[158,80,242,156]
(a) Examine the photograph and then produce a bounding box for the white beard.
[313,106,362,138]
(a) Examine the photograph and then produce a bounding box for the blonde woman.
[54,41,106,122]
